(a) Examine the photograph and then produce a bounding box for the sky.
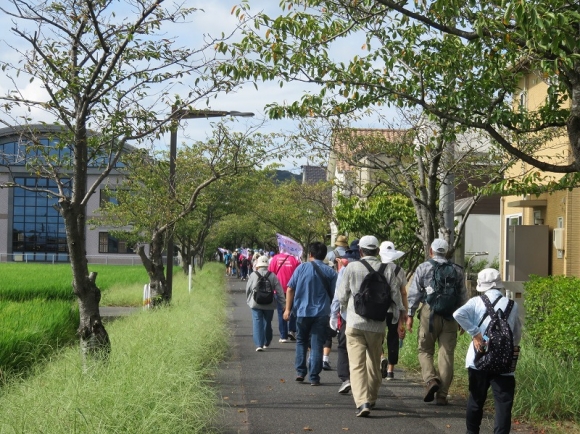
[0,0,391,173]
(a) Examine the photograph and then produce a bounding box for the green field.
[0,264,228,433]
[0,262,151,375]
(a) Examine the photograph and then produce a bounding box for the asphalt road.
[214,276,534,434]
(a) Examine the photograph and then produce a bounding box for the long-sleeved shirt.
[336,256,404,333]
[246,268,286,310]
[453,289,522,375]
[407,255,467,317]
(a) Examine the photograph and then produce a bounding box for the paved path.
[215,276,534,434]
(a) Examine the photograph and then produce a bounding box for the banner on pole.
[276,233,303,259]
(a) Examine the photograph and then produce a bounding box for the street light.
[166,109,254,297]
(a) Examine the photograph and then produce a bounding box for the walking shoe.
[288,332,297,341]
[424,379,440,402]
[279,338,288,343]
[355,403,371,417]
[310,381,321,386]
[386,371,394,380]
[436,394,449,406]
[338,380,351,394]
[322,361,332,371]
[380,358,389,378]
[295,375,304,382]
[256,347,264,352]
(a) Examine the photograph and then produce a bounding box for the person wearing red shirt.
[268,248,301,342]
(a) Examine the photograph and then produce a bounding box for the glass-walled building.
[0,124,142,264]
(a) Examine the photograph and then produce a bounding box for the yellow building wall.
[499,72,578,278]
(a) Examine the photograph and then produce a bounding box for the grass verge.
[0,263,228,434]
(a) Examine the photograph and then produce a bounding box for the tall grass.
[398,321,580,428]
[0,299,78,374]
[0,263,228,434]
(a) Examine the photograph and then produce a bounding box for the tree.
[220,0,580,179]
[0,0,239,357]
[334,190,423,276]
[96,124,275,304]
[291,115,514,259]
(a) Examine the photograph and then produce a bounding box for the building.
[500,71,580,281]
[0,124,143,264]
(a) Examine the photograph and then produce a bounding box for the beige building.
[500,72,580,280]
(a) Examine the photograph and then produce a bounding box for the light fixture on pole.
[166,109,254,297]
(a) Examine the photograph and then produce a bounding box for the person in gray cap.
[406,238,467,406]
[336,235,405,417]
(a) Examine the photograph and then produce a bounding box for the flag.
[276,233,303,259]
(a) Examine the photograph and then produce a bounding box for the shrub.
[524,275,580,360]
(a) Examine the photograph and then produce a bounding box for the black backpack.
[253,271,274,305]
[474,295,515,374]
[353,260,392,321]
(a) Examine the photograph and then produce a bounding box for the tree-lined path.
[214,277,533,434]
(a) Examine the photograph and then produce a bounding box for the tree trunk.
[137,229,170,306]
[61,201,111,365]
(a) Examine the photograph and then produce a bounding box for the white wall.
[464,214,501,264]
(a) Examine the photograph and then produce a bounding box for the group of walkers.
[234,235,522,433]
[223,248,275,281]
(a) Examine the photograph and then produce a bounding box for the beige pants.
[346,326,386,408]
[417,304,458,397]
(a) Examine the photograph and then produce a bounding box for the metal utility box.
[507,225,549,281]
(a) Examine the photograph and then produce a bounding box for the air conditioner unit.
[553,228,565,250]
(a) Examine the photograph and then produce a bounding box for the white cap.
[379,241,405,263]
[359,235,379,250]
[476,268,504,292]
[431,238,449,254]
[256,256,269,268]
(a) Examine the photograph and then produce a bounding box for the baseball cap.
[359,235,379,250]
[476,268,504,292]
[431,238,449,254]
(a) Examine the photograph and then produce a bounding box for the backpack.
[474,295,515,374]
[353,260,392,321]
[241,257,249,267]
[426,259,460,318]
[253,271,274,305]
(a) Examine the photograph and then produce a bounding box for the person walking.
[268,248,301,343]
[329,239,360,394]
[246,255,286,352]
[378,241,408,380]
[325,235,349,270]
[336,235,405,417]
[453,268,522,434]
[406,238,468,406]
[284,241,337,386]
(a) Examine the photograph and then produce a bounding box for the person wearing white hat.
[453,268,522,434]
[378,241,408,380]
[406,238,468,406]
[246,255,286,352]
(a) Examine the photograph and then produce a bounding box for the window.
[99,232,134,254]
[11,177,69,262]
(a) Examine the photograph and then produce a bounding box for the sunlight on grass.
[0,264,228,434]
